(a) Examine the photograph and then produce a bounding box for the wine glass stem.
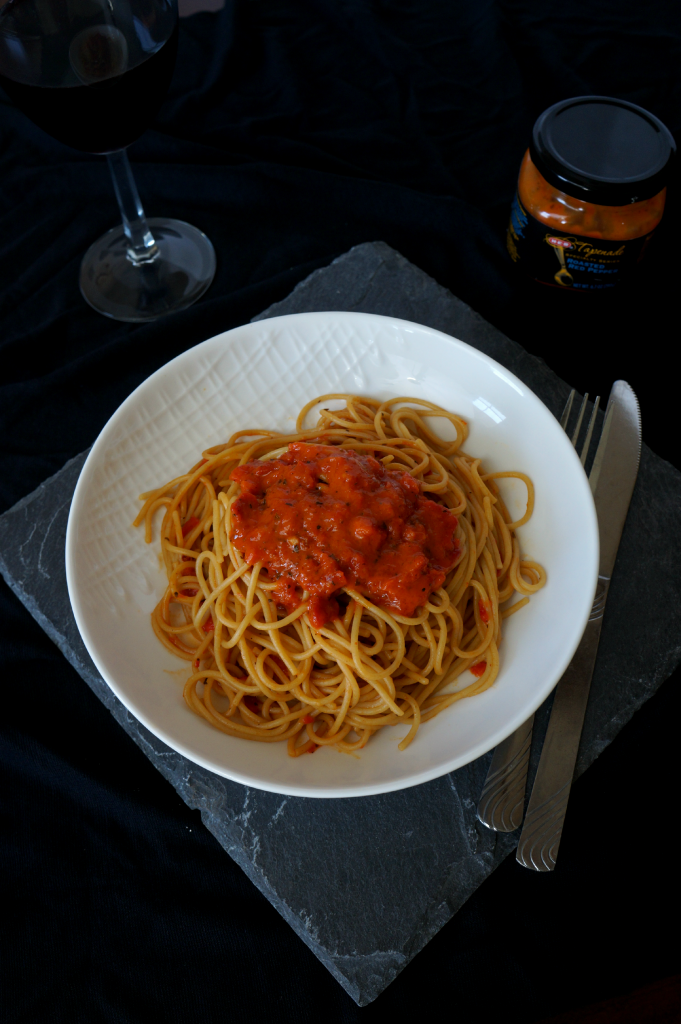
[107,149,159,265]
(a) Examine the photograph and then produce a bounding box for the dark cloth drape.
[2,2,680,1021]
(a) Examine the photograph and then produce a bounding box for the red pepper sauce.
[230,442,461,629]
[518,151,666,241]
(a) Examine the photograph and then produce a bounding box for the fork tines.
[560,390,601,465]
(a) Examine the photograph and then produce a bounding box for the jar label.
[506,193,654,290]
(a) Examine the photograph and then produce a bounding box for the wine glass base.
[79,217,216,322]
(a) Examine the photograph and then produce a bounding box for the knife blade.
[516,380,642,871]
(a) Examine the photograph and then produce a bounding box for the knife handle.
[477,713,534,832]
[516,575,610,871]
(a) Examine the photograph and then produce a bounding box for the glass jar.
[507,96,675,290]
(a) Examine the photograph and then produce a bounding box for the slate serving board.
[2,241,681,1006]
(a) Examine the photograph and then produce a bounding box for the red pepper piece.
[182,516,200,537]
[470,661,487,677]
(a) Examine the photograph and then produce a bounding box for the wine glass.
[0,0,216,322]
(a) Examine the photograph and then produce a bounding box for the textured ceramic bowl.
[66,312,598,797]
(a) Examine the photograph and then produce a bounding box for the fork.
[476,389,600,832]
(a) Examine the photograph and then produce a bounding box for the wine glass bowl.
[0,0,177,152]
[0,0,216,321]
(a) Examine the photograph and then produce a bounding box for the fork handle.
[516,578,609,871]
[477,713,534,831]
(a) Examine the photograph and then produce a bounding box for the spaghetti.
[134,395,546,756]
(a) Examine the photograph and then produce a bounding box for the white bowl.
[66,312,598,798]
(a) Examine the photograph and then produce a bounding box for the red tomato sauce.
[230,442,461,629]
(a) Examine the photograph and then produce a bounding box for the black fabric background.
[1,2,680,1021]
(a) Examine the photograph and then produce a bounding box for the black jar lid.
[529,96,676,206]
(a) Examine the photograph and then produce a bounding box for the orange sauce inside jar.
[518,150,666,241]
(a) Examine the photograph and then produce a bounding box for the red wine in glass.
[0,19,178,153]
[0,0,215,321]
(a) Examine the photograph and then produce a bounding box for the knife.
[515,380,642,871]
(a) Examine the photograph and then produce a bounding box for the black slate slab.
[2,242,681,1006]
